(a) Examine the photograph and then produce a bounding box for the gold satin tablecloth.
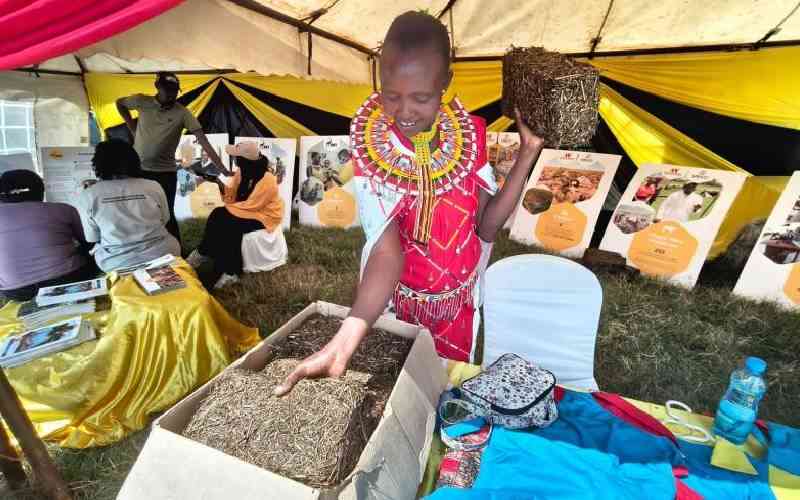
[0,260,259,448]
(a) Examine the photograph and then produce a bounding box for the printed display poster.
[509,149,620,258]
[40,147,96,207]
[600,164,747,288]
[231,137,296,231]
[0,152,36,174]
[486,132,521,229]
[298,136,359,228]
[734,172,800,307]
[173,133,229,220]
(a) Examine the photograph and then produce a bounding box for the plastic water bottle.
[712,357,767,444]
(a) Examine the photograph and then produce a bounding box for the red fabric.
[0,0,184,70]
[675,478,704,500]
[591,391,679,445]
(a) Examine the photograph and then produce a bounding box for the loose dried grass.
[182,315,413,489]
[502,46,600,148]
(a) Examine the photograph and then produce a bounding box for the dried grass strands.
[502,46,600,148]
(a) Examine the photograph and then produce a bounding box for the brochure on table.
[174,134,229,220]
[734,171,800,307]
[509,149,620,258]
[40,147,96,207]
[600,164,747,288]
[298,136,360,228]
[229,137,297,231]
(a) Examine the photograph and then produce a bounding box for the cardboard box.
[118,301,448,500]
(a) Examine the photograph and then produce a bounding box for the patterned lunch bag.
[459,353,558,429]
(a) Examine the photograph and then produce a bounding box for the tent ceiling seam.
[437,0,458,19]
[589,0,615,58]
[753,0,800,48]
[224,0,376,57]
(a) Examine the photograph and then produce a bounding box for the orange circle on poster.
[190,182,224,218]
[629,221,698,277]
[783,263,800,305]
[535,202,587,252]
[318,187,356,228]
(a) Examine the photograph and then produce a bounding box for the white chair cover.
[241,228,288,273]
[483,254,602,390]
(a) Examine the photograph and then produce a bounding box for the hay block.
[183,359,368,488]
[182,316,413,489]
[502,46,600,147]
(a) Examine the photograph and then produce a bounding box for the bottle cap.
[745,356,767,375]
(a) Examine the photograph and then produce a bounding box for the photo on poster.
[624,172,723,227]
[509,149,620,258]
[600,164,747,289]
[757,223,800,265]
[734,172,800,307]
[231,137,297,230]
[298,136,359,228]
[173,134,228,220]
[493,133,520,189]
[534,164,604,206]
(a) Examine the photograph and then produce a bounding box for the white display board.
[600,164,747,288]
[486,132,521,229]
[734,172,800,307]
[0,152,36,175]
[173,133,229,221]
[40,147,96,207]
[298,136,359,228]
[232,137,296,231]
[510,149,621,258]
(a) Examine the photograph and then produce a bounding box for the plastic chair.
[241,228,288,273]
[483,254,602,390]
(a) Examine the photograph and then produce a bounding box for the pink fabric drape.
[0,0,184,70]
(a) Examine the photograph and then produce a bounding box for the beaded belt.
[393,271,478,324]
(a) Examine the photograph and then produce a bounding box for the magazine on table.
[116,254,177,276]
[133,264,186,295]
[16,299,96,329]
[36,278,108,307]
[0,317,96,368]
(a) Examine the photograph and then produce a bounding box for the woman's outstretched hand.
[273,317,368,396]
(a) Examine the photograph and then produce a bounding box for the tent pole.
[588,0,615,59]
[225,0,377,57]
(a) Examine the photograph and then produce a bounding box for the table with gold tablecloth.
[0,260,259,448]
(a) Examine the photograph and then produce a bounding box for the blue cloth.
[428,426,676,500]
[680,441,774,500]
[766,422,800,476]
[427,390,779,500]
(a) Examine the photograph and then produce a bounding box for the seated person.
[0,170,98,301]
[76,139,180,272]
[186,142,284,289]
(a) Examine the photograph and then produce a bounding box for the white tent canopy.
[20,0,800,83]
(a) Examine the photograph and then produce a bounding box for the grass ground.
[3,218,799,499]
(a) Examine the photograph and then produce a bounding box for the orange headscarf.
[224,172,284,232]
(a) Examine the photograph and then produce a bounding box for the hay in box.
[182,315,413,488]
[502,46,600,148]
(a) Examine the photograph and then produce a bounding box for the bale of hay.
[502,46,600,148]
[182,316,414,489]
[183,359,368,488]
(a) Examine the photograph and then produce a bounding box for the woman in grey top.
[76,139,180,273]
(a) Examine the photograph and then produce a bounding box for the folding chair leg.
[0,369,71,500]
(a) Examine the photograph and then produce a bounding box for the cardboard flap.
[117,427,319,500]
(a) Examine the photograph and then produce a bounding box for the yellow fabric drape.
[227,73,371,118]
[84,73,219,132]
[589,46,800,130]
[599,83,781,257]
[446,61,504,112]
[222,79,315,138]
[184,78,222,120]
[0,261,259,448]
